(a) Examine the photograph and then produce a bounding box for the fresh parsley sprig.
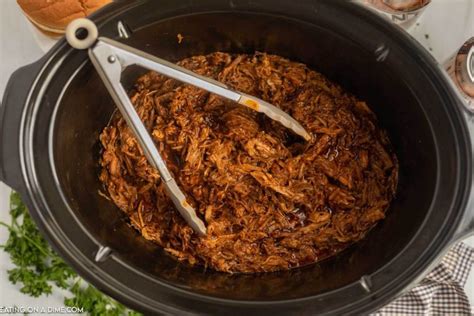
[0,191,141,316]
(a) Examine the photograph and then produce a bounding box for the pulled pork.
[99,52,398,273]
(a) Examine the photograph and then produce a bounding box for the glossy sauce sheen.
[99,52,399,273]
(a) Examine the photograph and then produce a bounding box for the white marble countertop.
[0,0,473,313]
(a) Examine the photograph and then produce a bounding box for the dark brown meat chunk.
[99,52,399,273]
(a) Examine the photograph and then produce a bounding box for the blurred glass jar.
[444,37,474,112]
[363,0,431,29]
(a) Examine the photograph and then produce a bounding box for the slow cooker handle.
[0,60,43,191]
[464,109,474,235]
[450,107,474,243]
[446,39,474,241]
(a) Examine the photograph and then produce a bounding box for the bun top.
[17,0,111,34]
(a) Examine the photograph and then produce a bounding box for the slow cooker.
[1,0,473,314]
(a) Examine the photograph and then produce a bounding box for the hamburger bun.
[17,0,111,36]
[383,0,430,11]
[365,0,430,13]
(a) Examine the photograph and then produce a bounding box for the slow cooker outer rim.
[12,0,473,315]
[25,2,474,314]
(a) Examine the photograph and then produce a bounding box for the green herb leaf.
[0,191,141,316]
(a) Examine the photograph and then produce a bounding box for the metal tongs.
[65,18,311,236]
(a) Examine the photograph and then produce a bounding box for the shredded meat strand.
[99,52,399,273]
